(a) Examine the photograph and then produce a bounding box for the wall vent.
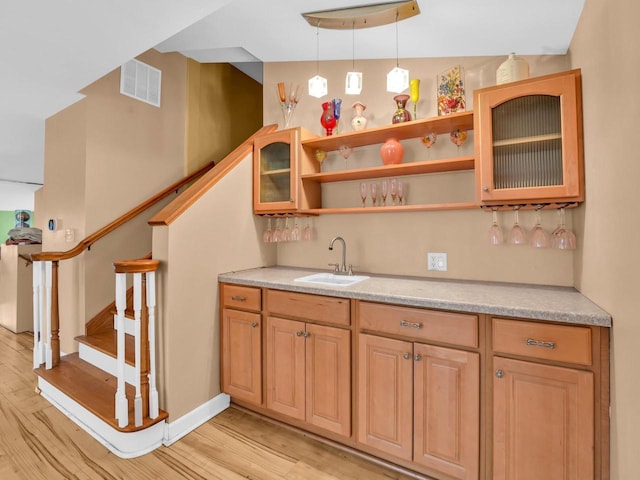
[120,59,162,107]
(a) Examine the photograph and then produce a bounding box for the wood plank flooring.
[0,327,422,480]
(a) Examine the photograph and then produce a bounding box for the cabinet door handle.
[400,320,423,329]
[483,186,489,192]
[303,332,310,338]
[296,330,304,336]
[526,338,556,349]
[231,295,246,302]
[414,354,422,362]
[495,369,504,378]
[403,352,411,360]
[251,322,258,328]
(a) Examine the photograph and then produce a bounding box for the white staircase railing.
[114,259,160,428]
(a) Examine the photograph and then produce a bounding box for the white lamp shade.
[308,75,328,98]
[387,66,409,93]
[345,71,363,95]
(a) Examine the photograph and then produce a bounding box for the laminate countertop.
[218,266,611,327]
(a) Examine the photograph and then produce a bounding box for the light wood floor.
[0,327,421,480]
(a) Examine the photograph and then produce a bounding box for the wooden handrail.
[31,161,215,262]
[18,253,33,265]
[149,124,278,226]
[113,259,160,274]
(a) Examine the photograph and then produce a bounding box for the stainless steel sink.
[294,272,369,287]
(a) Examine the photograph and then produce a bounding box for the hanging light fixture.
[308,22,328,98]
[386,11,409,93]
[345,22,363,95]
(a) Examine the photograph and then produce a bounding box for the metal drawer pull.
[231,295,247,302]
[495,369,504,378]
[414,354,422,362]
[526,338,556,349]
[403,352,411,360]
[296,330,304,336]
[251,322,258,328]
[400,320,423,329]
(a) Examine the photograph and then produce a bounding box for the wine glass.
[390,178,397,205]
[397,180,404,205]
[508,207,527,245]
[282,217,292,242]
[302,217,313,241]
[273,218,283,242]
[370,183,378,207]
[381,180,388,206]
[551,207,577,250]
[529,207,549,248]
[488,208,503,245]
[339,145,353,168]
[263,218,273,243]
[291,218,301,241]
[360,182,367,207]
[450,129,468,150]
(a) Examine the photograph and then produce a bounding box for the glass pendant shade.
[345,71,363,95]
[308,75,328,98]
[387,66,409,93]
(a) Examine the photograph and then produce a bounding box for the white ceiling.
[0,0,585,197]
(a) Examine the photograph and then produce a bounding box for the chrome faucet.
[328,236,353,275]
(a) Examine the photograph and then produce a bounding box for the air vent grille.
[120,59,162,107]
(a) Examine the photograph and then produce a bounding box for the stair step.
[76,329,135,366]
[34,353,167,432]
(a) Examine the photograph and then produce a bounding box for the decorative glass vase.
[320,101,337,136]
[380,138,404,165]
[391,94,412,124]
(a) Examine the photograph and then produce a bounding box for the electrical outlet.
[428,252,447,271]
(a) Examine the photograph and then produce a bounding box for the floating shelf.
[301,111,474,152]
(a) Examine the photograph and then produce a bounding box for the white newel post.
[32,261,45,368]
[115,272,128,428]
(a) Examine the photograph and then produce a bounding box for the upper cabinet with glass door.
[474,69,584,205]
[253,127,320,214]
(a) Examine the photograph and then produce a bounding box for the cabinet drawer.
[222,284,262,312]
[358,302,478,348]
[492,317,592,366]
[266,289,350,326]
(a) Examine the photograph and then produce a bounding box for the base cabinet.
[266,316,351,437]
[358,333,480,480]
[492,356,594,480]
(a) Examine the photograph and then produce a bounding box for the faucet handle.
[328,263,340,273]
[347,264,359,275]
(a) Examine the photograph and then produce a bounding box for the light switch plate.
[428,252,447,271]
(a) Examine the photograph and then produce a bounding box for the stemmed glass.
[272,218,283,243]
[339,145,353,168]
[551,207,577,250]
[263,218,273,243]
[360,182,367,207]
[390,178,397,205]
[302,217,313,241]
[370,183,378,207]
[397,180,404,205]
[529,207,549,248]
[508,206,527,245]
[488,208,503,245]
[381,180,388,206]
[282,217,292,242]
[291,218,301,241]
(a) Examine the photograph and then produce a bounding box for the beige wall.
[570,0,640,477]
[153,154,275,419]
[264,56,576,285]
[0,244,41,333]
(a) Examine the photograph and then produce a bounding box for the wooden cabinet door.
[305,323,351,436]
[475,69,583,204]
[357,333,413,460]
[413,343,479,480]
[265,316,305,420]
[492,356,594,480]
[221,308,262,405]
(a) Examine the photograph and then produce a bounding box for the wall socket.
[428,252,447,271]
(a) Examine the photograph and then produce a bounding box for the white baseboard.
[163,393,230,446]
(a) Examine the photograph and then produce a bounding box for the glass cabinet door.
[253,129,298,213]
[475,70,583,204]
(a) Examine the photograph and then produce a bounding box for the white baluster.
[44,261,52,370]
[146,271,159,419]
[32,261,42,368]
[133,273,143,427]
[114,273,128,428]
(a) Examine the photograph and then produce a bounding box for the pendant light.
[386,11,409,93]
[345,22,363,95]
[308,22,328,98]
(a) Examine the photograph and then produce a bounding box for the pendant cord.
[395,10,400,67]
[316,21,321,74]
[352,22,356,70]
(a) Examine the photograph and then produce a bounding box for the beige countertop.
[219,266,611,327]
